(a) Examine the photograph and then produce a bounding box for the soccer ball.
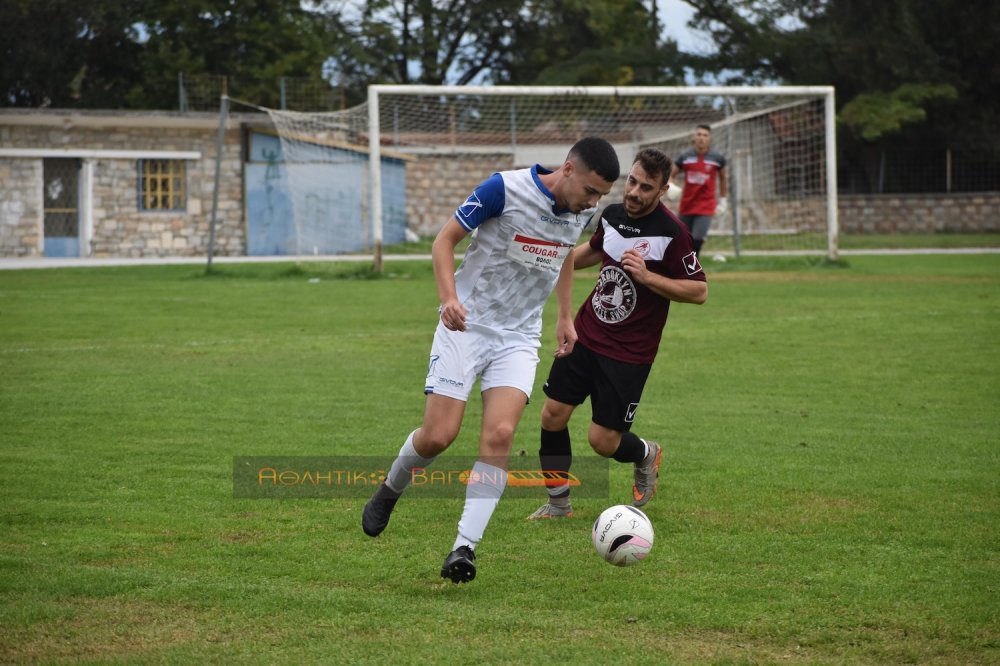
[592,505,654,566]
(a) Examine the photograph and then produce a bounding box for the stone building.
[0,109,250,258]
[0,109,408,258]
[2,108,995,260]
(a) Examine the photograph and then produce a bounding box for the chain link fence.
[178,74,347,113]
[839,147,1000,194]
[179,73,998,196]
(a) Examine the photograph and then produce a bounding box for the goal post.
[266,85,837,266]
[366,84,838,264]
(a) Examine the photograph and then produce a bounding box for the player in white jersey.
[362,138,621,583]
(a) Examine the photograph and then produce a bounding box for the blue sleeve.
[454,173,506,231]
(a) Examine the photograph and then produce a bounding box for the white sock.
[547,484,571,499]
[452,461,508,551]
[385,430,436,493]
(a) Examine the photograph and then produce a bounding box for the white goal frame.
[367,84,838,269]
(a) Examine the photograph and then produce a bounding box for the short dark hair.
[696,124,712,133]
[632,148,673,185]
[568,137,620,182]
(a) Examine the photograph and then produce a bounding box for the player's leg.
[363,324,475,538]
[587,356,662,507]
[460,386,528,532]
[362,394,465,537]
[690,215,712,257]
[529,348,591,519]
[527,398,576,519]
[442,343,536,583]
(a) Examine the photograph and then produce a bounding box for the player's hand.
[554,318,577,357]
[666,182,683,202]
[440,299,467,332]
[716,197,728,216]
[620,249,649,284]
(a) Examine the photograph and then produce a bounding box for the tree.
[682,0,999,148]
[1,0,146,107]
[680,0,1000,191]
[0,0,331,109]
[132,0,331,109]
[499,0,684,86]
[321,0,526,105]
[323,0,686,105]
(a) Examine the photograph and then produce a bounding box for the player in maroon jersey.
[669,124,729,257]
[528,148,708,519]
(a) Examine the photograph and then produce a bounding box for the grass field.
[1,254,998,664]
[383,231,1000,256]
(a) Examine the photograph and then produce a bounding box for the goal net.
[266,85,837,261]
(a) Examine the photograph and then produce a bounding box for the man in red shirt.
[669,124,729,257]
[527,148,708,519]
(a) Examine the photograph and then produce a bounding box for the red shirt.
[675,147,726,216]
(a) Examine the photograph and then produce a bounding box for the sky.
[658,0,715,55]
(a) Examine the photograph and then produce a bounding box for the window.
[138,159,186,211]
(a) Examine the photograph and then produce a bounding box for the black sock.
[612,431,646,464]
[540,428,572,500]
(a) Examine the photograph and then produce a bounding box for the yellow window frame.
[139,159,186,211]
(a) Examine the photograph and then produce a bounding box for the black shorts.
[542,341,652,432]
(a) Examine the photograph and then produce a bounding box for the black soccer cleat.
[362,482,400,537]
[440,546,476,584]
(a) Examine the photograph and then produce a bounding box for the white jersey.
[452,165,595,342]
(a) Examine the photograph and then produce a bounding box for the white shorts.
[424,322,540,402]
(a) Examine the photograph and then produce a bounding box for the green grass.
[839,232,1000,250]
[385,232,1000,256]
[1,255,998,664]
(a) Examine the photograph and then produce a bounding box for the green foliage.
[0,0,146,107]
[684,0,1000,152]
[325,0,684,103]
[1,0,687,109]
[839,83,959,141]
[0,0,331,109]
[500,0,684,86]
[129,0,330,109]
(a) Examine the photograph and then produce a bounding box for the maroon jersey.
[575,202,706,364]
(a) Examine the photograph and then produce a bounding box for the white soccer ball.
[592,505,654,566]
